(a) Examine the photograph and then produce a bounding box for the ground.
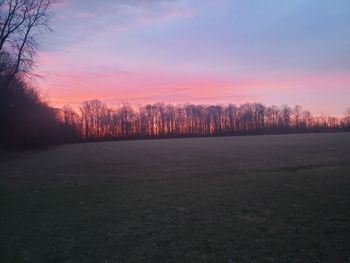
[0,133,349,263]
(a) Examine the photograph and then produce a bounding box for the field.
[1,133,350,262]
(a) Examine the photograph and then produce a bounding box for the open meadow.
[1,132,350,262]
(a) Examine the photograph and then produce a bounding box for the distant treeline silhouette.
[1,82,350,148]
[1,0,349,148]
[59,100,350,142]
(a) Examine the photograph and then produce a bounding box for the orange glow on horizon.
[36,66,350,114]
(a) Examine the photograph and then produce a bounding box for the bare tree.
[65,100,348,141]
[344,107,350,127]
[0,0,78,148]
[0,0,57,80]
[293,105,302,128]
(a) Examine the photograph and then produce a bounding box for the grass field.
[1,133,350,262]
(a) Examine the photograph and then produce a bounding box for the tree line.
[1,0,349,148]
[60,100,350,141]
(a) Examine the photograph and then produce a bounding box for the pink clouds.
[36,55,350,115]
[36,49,350,113]
[36,0,350,116]
[290,70,350,89]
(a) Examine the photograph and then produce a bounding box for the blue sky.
[36,0,350,115]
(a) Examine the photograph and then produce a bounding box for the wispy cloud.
[36,0,350,115]
[44,0,198,52]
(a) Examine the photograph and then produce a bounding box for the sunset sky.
[36,0,350,115]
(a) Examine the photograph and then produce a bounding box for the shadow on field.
[0,133,350,262]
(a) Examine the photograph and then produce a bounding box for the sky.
[35,0,350,115]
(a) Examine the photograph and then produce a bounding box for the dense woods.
[0,0,72,148]
[59,100,350,141]
[0,74,78,148]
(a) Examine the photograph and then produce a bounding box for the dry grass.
[1,133,349,262]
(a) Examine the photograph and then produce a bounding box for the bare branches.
[74,100,349,141]
[0,0,57,79]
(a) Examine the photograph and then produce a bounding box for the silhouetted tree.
[0,0,71,148]
[0,0,57,80]
[62,100,348,142]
